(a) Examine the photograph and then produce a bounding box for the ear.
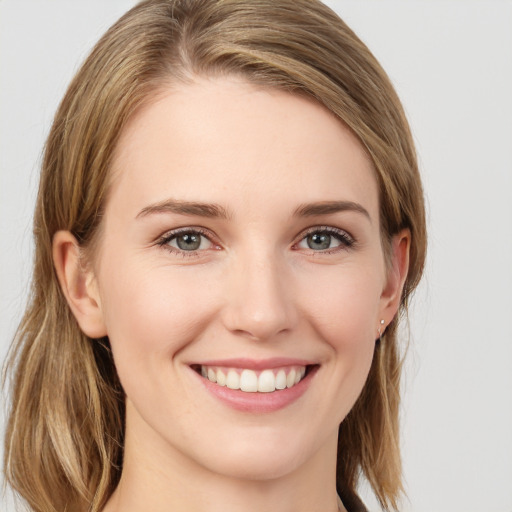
[52,230,107,338]
[379,229,411,325]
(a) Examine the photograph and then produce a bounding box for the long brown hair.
[3,1,426,511]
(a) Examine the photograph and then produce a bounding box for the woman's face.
[89,77,401,481]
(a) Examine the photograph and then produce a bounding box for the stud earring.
[378,319,385,339]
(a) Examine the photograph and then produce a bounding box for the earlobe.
[379,229,411,324]
[52,230,107,338]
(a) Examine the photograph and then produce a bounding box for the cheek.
[297,263,382,400]
[299,263,382,346]
[97,261,219,373]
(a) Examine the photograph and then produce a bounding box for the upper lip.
[190,357,315,371]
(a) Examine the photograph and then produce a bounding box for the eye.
[157,228,217,255]
[170,232,208,251]
[296,227,354,252]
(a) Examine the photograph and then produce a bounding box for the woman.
[3,1,426,511]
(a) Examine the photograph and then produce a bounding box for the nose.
[221,251,298,341]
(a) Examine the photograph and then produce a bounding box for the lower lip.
[192,367,317,413]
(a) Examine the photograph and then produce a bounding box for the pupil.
[307,233,331,250]
[177,233,201,250]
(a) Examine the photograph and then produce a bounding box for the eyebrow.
[136,199,370,222]
[136,199,231,220]
[293,200,371,221]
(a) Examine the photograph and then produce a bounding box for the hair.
[3,1,426,511]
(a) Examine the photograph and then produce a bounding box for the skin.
[53,77,409,512]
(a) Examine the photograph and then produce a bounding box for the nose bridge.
[222,246,297,340]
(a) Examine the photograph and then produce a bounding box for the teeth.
[207,368,217,383]
[258,369,275,393]
[240,369,258,392]
[275,369,287,390]
[216,369,226,386]
[200,365,307,393]
[226,370,240,390]
[286,369,296,388]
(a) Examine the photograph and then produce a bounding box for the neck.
[103,406,344,512]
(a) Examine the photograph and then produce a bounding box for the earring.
[378,319,385,340]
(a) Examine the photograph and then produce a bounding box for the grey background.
[1,1,511,510]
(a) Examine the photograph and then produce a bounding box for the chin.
[204,445,305,482]
[185,425,331,483]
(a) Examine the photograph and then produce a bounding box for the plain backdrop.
[1,1,511,511]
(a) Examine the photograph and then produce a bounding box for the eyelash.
[155,225,355,257]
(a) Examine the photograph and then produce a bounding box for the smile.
[199,365,307,393]
[190,360,318,412]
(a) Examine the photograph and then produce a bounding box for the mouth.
[191,364,314,393]
[189,358,319,412]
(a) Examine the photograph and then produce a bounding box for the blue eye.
[297,227,354,252]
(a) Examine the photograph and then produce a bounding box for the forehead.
[108,76,378,219]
